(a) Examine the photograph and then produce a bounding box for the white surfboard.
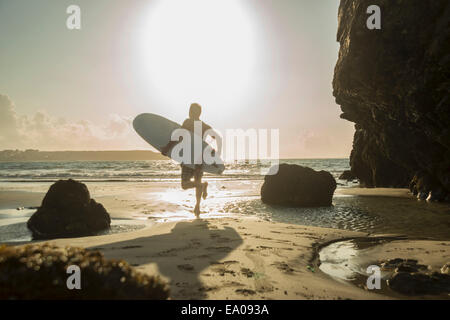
[133,113,225,174]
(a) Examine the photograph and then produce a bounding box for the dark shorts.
[181,165,203,183]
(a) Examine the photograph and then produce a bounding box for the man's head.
[189,103,202,120]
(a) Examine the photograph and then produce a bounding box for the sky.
[0,0,354,158]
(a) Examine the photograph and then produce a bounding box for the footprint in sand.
[216,237,232,243]
[210,260,239,276]
[211,260,239,266]
[90,247,105,251]
[223,281,245,287]
[235,288,256,296]
[241,268,255,278]
[206,246,233,252]
[190,239,202,246]
[177,264,195,271]
[195,223,209,228]
[198,285,219,292]
[121,245,143,249]
[271,262,295,273]
[153,246,189,257]
[184,254,210,261]
[174,281,190,287]
[213,267,236,276]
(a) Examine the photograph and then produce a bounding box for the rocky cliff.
[333,0,450,201]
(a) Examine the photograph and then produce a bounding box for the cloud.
[295,129,350,158]
[0,94,147,150]
[0,95,21,144]
[300,130,333,153]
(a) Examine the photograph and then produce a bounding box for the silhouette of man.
[161,103,219,217]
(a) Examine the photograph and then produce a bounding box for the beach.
[1,163,449,299]
[36,217,389,300]
[4,213,450,299]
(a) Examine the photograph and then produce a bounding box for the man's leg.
[194,184,202,217]
[193,168,206,217]
[181,166,200,190]
[181,166,205,217]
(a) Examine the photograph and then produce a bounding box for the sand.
[2,183,450,299]
[336,187,412,198]
[31,217,449,300]
[39,217,375,299]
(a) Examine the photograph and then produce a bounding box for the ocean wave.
[0,159,350,183]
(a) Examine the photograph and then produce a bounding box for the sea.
[0,158,349,183]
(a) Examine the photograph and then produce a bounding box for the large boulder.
[0,244,169,299]
[333,0,450,199]
[27,179,111,239]
[261,164,336,207]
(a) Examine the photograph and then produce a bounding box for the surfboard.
[133,113,225,174]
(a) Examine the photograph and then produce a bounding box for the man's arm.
[203,123,222,155]
[160,140,178,156]
[202,122,215,139]
[161,120,189,156]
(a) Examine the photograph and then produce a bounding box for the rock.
[27,179,111,239]
[441,263,450,275]
[410,171,448,202]
[0,244,169,299]
[380,258,428,272]
[380,258,404,270]
[395,265,421,273]
[388,271,450,296]
[333,0,450,200]
[261,164,336,207]
[384,258,450,295]
[339,170,356,181]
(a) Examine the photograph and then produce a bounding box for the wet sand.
[336,187,412,198]
[319,237,450,299]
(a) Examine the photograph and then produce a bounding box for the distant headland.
[0,150,168,161]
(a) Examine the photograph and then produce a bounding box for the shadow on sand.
[88,219,243,299]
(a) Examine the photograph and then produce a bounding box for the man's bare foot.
[202,182,208,200]
[194,205,200,218]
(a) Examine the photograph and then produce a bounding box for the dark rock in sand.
[409,171,448,201]
[333,0,450,200]
[261,164,336,207]
[384,259,450,295]
[27,179,111,239]
[0,244,169,299]
[388,271,450,296]
[441,262,450,275]
[380,258,428,273]
[339,170,356,181]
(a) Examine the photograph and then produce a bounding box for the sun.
[137,0,258,113]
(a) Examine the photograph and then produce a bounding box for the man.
[161,103,218,217]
